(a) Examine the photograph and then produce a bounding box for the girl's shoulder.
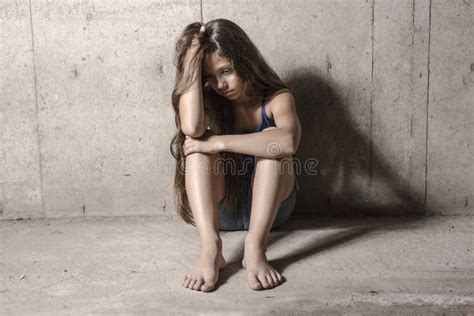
[265,88,295,119]
[267,88,293,101]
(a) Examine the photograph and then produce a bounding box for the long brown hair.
[170,19,294,225]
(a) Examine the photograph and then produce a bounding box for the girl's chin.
[212,89,239,100]
[223,93,238,100]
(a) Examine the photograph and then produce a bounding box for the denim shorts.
[217,176,299,231]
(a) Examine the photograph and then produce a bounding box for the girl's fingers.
[190,36,200,49]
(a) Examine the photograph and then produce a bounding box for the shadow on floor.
[215,67,439,289]
[216,214,431,290]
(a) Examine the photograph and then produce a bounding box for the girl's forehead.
[202,52,233,72]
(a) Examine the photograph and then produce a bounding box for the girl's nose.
[217,79,228,91]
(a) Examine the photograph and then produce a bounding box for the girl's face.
[202,52,247,102]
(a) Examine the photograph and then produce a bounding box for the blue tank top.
[239,102,276,133]
[239,102,276,196]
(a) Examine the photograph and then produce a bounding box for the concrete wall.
[1,0,472,219]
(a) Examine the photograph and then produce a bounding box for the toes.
[183,276,192,288]
[188,278,197,290]
[183,276,215,292]
[200,282,215,292]
[266,275,275,288]
[247,273,263,291]
[270,271,280,285]
[257,275,271,289]
[276,272,284,283]
[193,279,203,291]
[275,272,283,282]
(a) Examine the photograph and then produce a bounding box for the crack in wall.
[408,0,416,207]
[369,0,375,186]
[424,0,432,214]
[200,0,203,22]
[28,0,45,217]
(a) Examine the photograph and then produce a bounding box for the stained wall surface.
[1,0,472,219]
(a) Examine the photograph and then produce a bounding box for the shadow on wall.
[215,71,440,291]
[286,68,430,216]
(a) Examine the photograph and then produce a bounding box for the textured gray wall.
[1,0,472,219]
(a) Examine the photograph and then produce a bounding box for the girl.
[170,19,301,292]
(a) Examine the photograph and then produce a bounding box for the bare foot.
[182,243,226,292]
[242,242,284,290]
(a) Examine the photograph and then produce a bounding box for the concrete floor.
[1,214,473,315]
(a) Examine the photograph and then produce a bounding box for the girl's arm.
[178,36,209,138]
[216,92,301,158]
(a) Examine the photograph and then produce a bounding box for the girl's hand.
[183,37,200,66]
[183,26,206,68]
[183,133,223,156]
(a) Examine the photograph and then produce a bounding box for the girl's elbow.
[276,141,297,157]
[181,124,206,138]
[289,131,302,155]
[286,134,299,156]
[288,145,297,156]
[285,142,298,156]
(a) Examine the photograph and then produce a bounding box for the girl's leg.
[243,128,296,290]
[182,152,226,292]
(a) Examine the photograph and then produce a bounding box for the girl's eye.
[223,68,232,74]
